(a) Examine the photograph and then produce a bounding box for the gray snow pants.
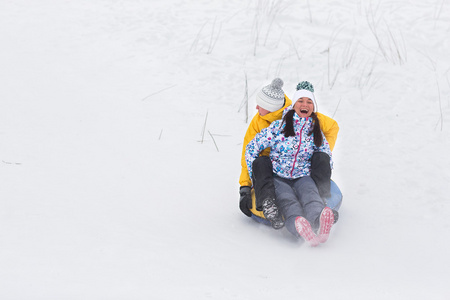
[274,175,325,237]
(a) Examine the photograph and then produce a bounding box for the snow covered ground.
[1,0,450,299]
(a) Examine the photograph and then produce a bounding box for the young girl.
[245,82,335,246]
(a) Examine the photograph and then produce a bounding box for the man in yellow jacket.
[239,79,339,227]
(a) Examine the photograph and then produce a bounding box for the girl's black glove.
[239,186,252,217]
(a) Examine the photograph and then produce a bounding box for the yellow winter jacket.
[239,96,339,187]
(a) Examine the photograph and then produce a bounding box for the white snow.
[1,0,450,299]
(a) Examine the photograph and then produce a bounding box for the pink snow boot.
[317,207,335,243]
[295,217,319,247]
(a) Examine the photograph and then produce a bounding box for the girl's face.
[294,97,314,118]
[256,105,270,116]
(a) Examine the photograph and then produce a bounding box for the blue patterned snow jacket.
[245,112,333,180]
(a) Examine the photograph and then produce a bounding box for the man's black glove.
[239,186,252,217]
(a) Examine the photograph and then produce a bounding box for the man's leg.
[252,156,276,211]
[310,152,331,198]
[252,156,284,229]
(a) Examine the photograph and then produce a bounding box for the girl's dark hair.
[281,109,296,137]
[281,110,323,147]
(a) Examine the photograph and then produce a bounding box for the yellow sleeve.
[239,115,271,186]
[317,113,339,151]
[239,116,259,186]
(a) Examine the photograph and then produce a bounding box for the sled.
[250,180,343,225]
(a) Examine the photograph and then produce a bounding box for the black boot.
[262,198,284,230]
[332,209,339,224]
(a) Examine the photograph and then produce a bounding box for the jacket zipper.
[290,120,307,177]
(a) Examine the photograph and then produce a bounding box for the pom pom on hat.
[271,78,284,90]
[293,81,318,112]
[256,78,285,112]
[296,81,314,92]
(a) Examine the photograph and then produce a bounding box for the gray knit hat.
[256,78,285,112]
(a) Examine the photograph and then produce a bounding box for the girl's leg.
[317,207,335,243]
[273,176,303,237]
[292,176,325,230]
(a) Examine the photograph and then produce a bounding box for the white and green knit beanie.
[293,81,318,112]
